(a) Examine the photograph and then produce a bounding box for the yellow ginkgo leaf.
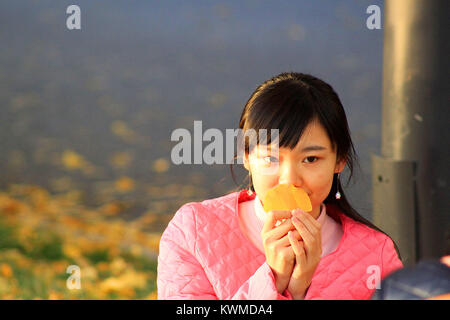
[115,176,135,192]
[109,152,133,169]
[0,264,13,278]
[146,291,158,300]
[263,183,312,213]
[62,150,86,170]
[110,121,140,143]
[99,270,148,295]
[152,158,170,173]
[100,202,125,216]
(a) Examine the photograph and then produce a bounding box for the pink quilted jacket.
[157,190,403,300]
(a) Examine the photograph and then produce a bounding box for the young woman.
[157,72,403,300]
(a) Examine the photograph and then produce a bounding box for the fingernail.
[293,209,303,217]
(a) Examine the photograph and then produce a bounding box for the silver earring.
[248,172,253,195]
[335,173,341,199]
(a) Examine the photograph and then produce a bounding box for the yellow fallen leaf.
[48,291,63,300]
[99,270,148,296]
[62,150,86,170]
[109,152,133,169]
[63,244,81,259]
[100,202,125,216]
[152,158,170,173]
[145,291,158,300]
[82,266,98,281]
[129,244,142,257]
[110,121,140,144]
[61,150,96,175]
[135,213,157,226]
[0,278,12,295]
[263,183,312,213]
[145,233,162,252]
[115,176,135,192]
[110,257,127,275]
[51,261,66,274]
[97,262,110,273]
[0,196,25,215]
[0,264,13,278]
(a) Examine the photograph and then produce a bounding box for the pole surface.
[374,0,450,265]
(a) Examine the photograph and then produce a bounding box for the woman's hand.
[287,210,322,300]
[261,210,299,294]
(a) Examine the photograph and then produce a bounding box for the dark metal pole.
[372,0,450,266]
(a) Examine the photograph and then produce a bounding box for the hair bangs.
[244,82,317,151]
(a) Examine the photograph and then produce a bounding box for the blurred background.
[0,0,385,299]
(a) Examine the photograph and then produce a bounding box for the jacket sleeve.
[157,204,217,299]
[381,237,403,280]
[157,204,292,300]
[230,262,293,300]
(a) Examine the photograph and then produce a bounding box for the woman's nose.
[278,161,302,186]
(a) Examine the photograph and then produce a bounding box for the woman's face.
[244,120,346,219]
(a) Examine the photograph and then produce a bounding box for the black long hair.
[231,71,401,259]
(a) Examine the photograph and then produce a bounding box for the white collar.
[253,195,343,256]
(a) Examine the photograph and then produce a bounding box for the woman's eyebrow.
[300,145,328,152]
[258,145,328,153]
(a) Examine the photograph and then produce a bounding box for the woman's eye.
[304,156,318,163]
[263,156,279,163]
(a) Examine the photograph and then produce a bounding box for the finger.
[295,209,322,230]
[291,216,320,255]
[262,210,292,234]
[277,229,302,247]
[264,218,296,242]
[293,211,321,247]
[288,231,306,266]
[293,210,320,234]
[288,233,307,280]
[300,213,322,251]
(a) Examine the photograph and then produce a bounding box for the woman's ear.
[334,158,346,174]
[243,152,250,171]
